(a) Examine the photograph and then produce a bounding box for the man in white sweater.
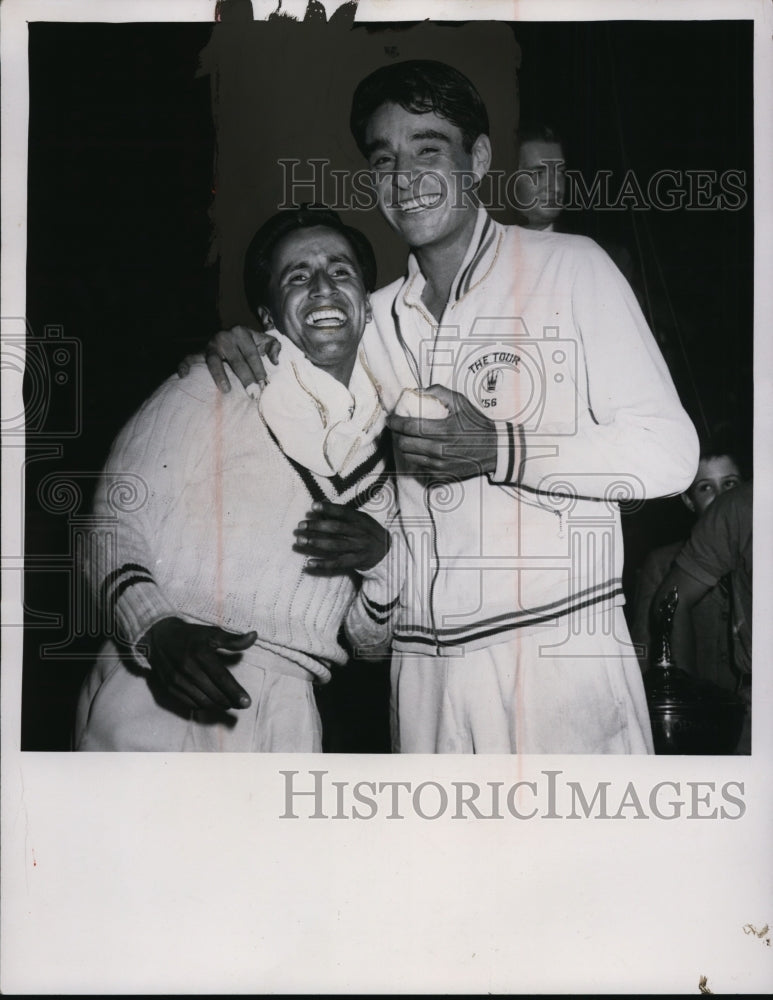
[76,207,402,752]
[198,61,699,753]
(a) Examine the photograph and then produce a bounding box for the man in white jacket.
[199,60,699,753]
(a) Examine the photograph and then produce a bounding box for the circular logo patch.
[462,346,541,422]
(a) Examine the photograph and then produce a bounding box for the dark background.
[22,16,753,750]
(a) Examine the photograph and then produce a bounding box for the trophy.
[643,587,746,754]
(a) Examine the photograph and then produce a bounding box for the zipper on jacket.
[424,485,442,655]
[391,296,422,389]
[391,289,442,650]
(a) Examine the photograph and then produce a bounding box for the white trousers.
[75,642,323,752]
[390,607,654,754]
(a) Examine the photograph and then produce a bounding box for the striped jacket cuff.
[100,563,177,648]
[355,532,405,628]
[360,590,401,627]
[488,421,526,485]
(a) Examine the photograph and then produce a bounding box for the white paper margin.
[2,0,772,994]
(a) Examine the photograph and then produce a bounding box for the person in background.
[513,121,638,288]
[75,206,402,752]
[630,429,744,689]
[651,479,753,753]
[512,122,567,233]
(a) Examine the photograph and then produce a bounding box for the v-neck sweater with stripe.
[362,207,699,653]
[87,360,401,680]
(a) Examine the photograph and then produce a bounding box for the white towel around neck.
[255,330,386,477]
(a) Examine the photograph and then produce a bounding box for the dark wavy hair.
[243,205,377,321]
[517,122,564,148]
[695,422,748,479]
[350,59,489,157]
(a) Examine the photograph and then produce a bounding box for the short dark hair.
[517,122,564,149]
[350,59,489,157]
[243,205,377,320]
[681,419,749,495]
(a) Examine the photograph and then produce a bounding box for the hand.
[178,325,283,393]
[140,617,257,711]
[177,352,201,380]
[293,502,390,573]
[386,384,498,480]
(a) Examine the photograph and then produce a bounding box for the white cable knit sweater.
[88,359,402,680]
[257,333,386,477]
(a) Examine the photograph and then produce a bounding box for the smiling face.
[683,455,742,515]
[263,226,371,385]
[363,101,491,253]
[514,139,567,230]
